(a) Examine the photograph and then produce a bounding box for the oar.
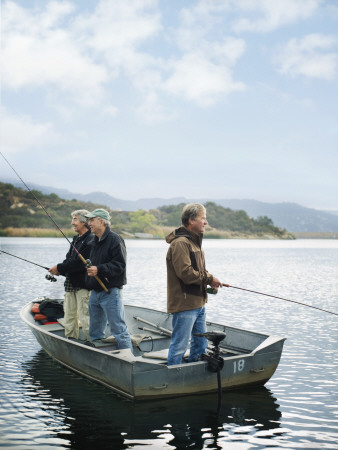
[134,316,172,335]
[138,326,170,336]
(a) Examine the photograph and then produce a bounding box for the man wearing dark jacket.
[49,209,91,340]
[85,208,132,350]
[166,203,222,365]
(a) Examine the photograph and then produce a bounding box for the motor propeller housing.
[194,331,226,347]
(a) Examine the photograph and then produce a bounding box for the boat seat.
[102,333,152,346]
[142,349,189,361]
[142,349,169,360]
[40,323,64,332]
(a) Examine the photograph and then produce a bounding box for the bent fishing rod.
[220,283,338,317]
[0,249,57,282]
[0,151,108,292]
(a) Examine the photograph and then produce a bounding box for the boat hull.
[21,301,286,400]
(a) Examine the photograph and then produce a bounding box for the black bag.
[39,299,64,320]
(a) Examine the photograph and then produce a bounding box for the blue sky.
[1,0,338,210]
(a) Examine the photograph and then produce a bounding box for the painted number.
[233,359,245,373]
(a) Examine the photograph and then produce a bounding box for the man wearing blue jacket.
[85,208,132,350]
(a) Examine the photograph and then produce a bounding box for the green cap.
[85,208,111,221]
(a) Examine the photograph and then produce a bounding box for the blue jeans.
[89,288,132,350]
[167,306,207,365]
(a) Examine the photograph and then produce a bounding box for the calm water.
[0,237,337,449]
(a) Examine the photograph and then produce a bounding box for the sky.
[1,0,338,211]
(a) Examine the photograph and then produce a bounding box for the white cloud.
[175,0,322,35]
[0,108,59,154]
[2,1,108,105]
[1,0,246,117]
[74,0,165,113]
[2,0,333,125]
[2,0,165,114]
[164,48,246,106]
[73,0,163,89]
[164,4,247,107]
[231,0,322,33]
[275,34,338,80]
[76,0,161,56]
[175,2,231,52]
[103,105,119,117]
[135,92,177,123]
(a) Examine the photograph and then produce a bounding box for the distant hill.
[0,182,290,239]
[2,178,338,232]
[214,199,338,233]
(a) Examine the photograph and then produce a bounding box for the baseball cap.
[85,208,111,221]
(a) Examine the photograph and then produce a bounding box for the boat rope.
[222,284,338,316]
[0,151,108,292]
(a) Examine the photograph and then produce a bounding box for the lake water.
[0,237,337,449]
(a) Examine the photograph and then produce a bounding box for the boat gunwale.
[20,300,286,361]
[20,300,286,400]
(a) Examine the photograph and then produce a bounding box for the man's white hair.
[181,203,206,227]
[71,209,90,226]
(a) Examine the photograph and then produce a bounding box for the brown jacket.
[166,227,213,313]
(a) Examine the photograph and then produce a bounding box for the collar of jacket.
[73,229,91,242]
[95,226,111,243]
[175,226,203,248]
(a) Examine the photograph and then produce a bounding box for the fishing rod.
[0,249,57,282]
[220,283,338,317]
[0,151,108,292]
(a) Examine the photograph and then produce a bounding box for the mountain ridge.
[1,178,337,232]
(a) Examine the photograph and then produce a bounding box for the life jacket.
[31,300,64,324]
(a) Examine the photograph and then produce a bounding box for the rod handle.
[77,254,109,293]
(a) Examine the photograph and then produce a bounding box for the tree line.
[0,182,291,238]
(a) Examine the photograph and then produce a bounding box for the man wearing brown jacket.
[166,203,222,365]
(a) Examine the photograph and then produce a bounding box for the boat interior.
[27,300,268,364]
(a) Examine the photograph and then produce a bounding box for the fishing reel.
[194,331,226,373]
[206,287,218,295]
[45,274,57,282]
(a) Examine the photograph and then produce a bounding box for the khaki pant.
[64,289,90,340]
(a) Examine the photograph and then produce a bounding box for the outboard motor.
[194,331,226,372]
[194,331,226,411]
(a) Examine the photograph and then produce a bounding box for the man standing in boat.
[85,208,132,350]
[166,203,223,365]
[49,209,92,341]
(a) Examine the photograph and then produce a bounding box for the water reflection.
[22,350,281,449]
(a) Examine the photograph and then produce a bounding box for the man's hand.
[87,266,98,277]
[210,277,222,288]
[49,265,60,276]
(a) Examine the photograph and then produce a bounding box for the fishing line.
[222,283,338,316]
[0,249,57,282]
[0,249,49,270]
[0,151,108,292]
[1,152,74,245]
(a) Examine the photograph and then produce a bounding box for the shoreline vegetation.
[0,226,295,240]
[1,228,335,240]
[0,181,297,239]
